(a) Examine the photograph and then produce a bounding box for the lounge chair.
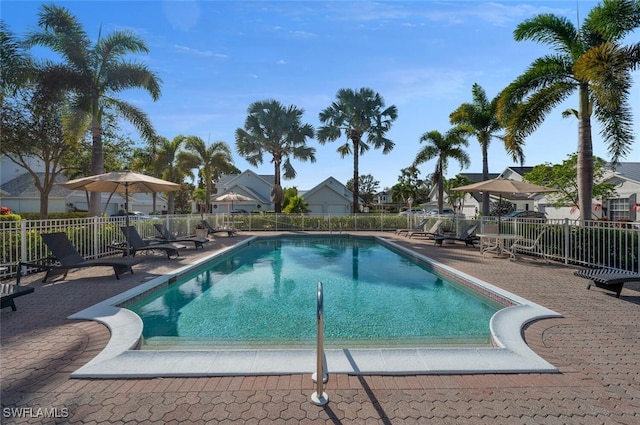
[408,219,443,239]
[395,218,429,236]
[510,230,549,263]
[1,283,34,311]
[154,223,208,250]
[433,224,479,247]
[199,220,237,237]
[120,226,181,259]
[574,268,640,298]
[38,232,144,282]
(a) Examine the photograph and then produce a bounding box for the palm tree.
[235,99,316,213]
[155,136,199,214]
[318,88,398,213]
[1,22,34,96]
[449,83,503,216]
[184,137,236,212]
[498,0,639,221]
[26,4,161,216]
[413,129,470,214]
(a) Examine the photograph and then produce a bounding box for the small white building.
[300,177,356,214]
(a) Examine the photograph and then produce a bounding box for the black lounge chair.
[38,232,144,282]
[120,226,181,259]
[433,224,479,247]
[199,220,236,237]
[574,268,640,298]
[154,223,208,250]
[395,218,429,236]
[1,283,34,311]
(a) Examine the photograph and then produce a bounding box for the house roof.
[609,162,640,184]
[300,177,358,202]
[0,172,69,198]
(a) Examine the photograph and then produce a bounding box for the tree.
[445,174,474,216]
[1,87,71,218]
[498,0,640,221]
[346,174,380,208]
[318,88,398,213]
[524,154,616,217]
[184,137,236,211]
[154,136,199,214]
[0,21,33,97]
[26,4,162,217]
[449,83,503,216]
[235,99,316,213]
[283,195,310,213]
[412,129,470,214]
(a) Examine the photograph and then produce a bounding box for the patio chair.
[120,226,181,259]
[1,283,34,311]
[38,232,144,282]
[479,222,499,254]
[510,229,549,263]
[154,223,208,250]
[199,220,237,237]
[433,224,479,247]
[407,219,444,239]
[574,268,640,298]
[395,217,429,236]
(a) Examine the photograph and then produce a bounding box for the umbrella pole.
[125,183,131,257]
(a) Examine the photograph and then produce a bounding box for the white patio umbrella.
[452,177,557,224]
[214,191,254,210]
[59,171,180,253]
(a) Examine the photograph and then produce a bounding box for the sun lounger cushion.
[574,268,640,298]
[1,283,34,311]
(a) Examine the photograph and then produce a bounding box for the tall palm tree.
[184,137,236,212]
[155,136,199,214]
[449,83,503,216]
[26,4,162,216]
[413,129,470,214]
[498,0,639,221]
[318,88,398,213]
[235,99,316,213]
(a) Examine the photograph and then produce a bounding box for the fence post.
[562,218,569,265]
[20,219,27,265]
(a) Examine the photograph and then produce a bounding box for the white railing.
[1,213,638,280]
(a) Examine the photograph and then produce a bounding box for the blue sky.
[3,1,639,191]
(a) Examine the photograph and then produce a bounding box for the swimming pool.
[68,234,562,378]
[126,237,503,349]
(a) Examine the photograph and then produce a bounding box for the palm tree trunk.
[577,84,594,221]
[481,142,490,216]
[273,160,282,213]
[352,139,360,214]
[89,120,104,217]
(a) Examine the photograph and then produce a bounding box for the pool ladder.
[311,281,328,405]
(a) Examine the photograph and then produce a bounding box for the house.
[537,162,640,221]
[210,171,357,214]
[0,156,166,215]
[211,170,274,213]
[429,163,640,221]
[299,177,356,214]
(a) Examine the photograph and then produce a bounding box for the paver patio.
[1,231,639,424]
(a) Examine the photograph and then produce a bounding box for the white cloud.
[172,44,227,59]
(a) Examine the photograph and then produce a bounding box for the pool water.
[127,237,503,349]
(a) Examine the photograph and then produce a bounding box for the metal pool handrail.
[311,281,328,406]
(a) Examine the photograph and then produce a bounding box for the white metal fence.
[1,213,638,281]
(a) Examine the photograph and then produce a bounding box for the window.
[608,198,630,221]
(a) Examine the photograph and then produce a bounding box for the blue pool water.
[127,237,503,348]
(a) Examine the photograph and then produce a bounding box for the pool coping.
[68,235,563,378]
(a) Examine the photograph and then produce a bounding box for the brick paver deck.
[2,232,639,424]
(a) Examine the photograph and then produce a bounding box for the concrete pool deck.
[2,231,639,423]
